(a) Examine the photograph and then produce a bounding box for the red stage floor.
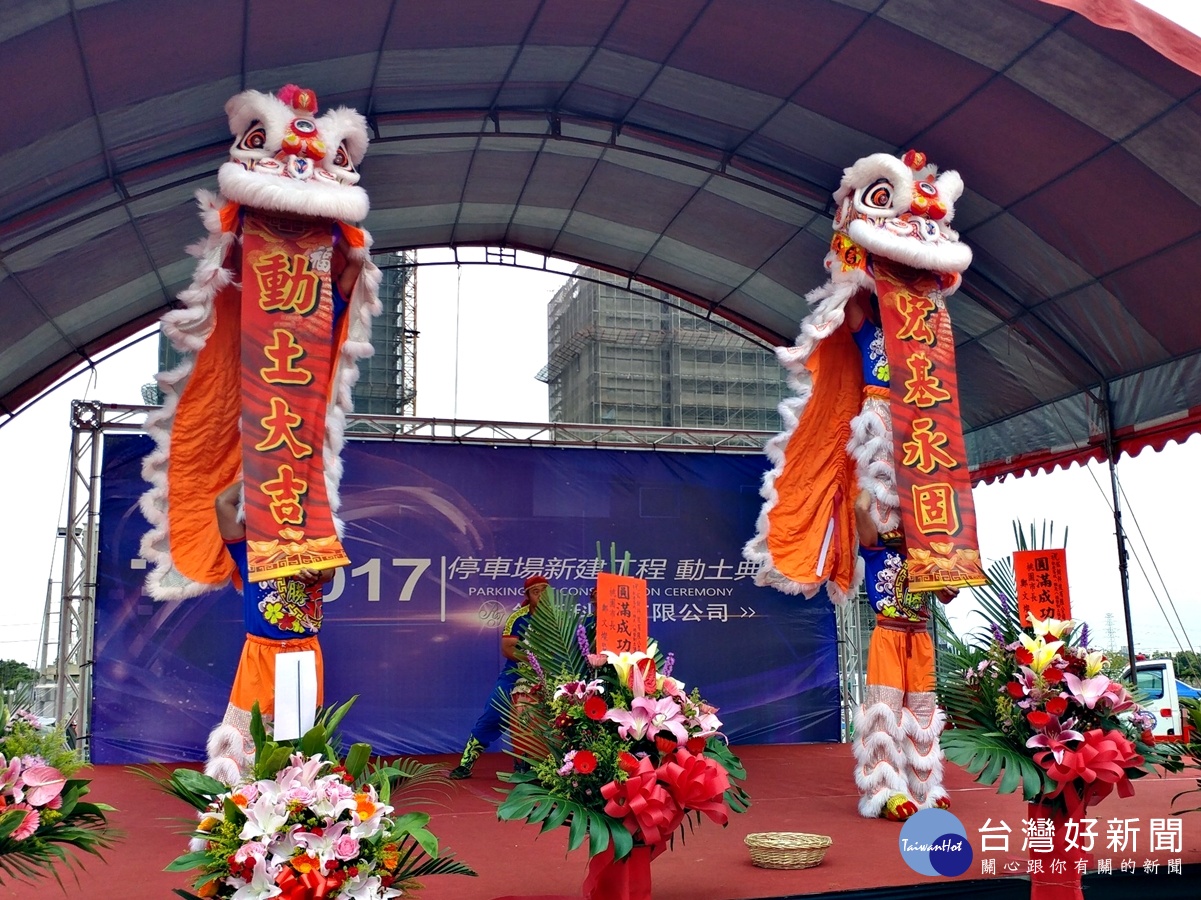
[2,744,1198,899]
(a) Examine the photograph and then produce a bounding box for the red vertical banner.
[1014,549,1072,625]
[595,572,649,655]
[875,259,986,592]
[239,213,350,581]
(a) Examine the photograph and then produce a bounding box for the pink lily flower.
[603,702,654,741]
[1025,715,1084,764]
[1063,672,1112,709]
[0,754,22,801]
[640,696,690,744]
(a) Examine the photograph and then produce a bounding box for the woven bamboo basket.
[744,832,832,869]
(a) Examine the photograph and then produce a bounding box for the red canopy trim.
[971,402,1201,484]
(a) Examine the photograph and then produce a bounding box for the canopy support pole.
[1101,382,1138,684]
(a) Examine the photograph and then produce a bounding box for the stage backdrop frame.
[85,414,841,764]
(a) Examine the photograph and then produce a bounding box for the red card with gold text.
[595,572,649,655]
[1014,549,1072,625]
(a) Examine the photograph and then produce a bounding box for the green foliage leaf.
[344,742,371,780]
[249,702,267,753]
[940,730,1050,800]
[164,850,213,872]
[609,822,634,860]
[299,724,327,757]
[586,810,611,856]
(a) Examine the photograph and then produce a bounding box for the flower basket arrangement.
[495,588,750,876]
[937,585,1179,816]
[153,697,475,899]
[0,698,116,885]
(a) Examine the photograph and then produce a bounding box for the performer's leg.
[853,629,914,820]
[900,633,949,809]
[449,674,513,779]
[204,637,260,784]
[848,396,899,534]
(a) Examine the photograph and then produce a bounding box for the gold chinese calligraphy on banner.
[875,259,986,592]
[240,213,350,582]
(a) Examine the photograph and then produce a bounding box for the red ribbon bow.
[601,758,683,845]
[655,749,731,826]
[1034,727,1143,817]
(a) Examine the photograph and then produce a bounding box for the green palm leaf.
[940,730,1051,800]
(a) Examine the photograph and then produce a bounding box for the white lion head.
[218,84,371,222]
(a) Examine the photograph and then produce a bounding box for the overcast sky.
[3,1,1200,668]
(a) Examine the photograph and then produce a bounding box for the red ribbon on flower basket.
[601,758,684,845]
[582,844,661,900]
[276,864,342,899]
[655,749,731,825]
[1033,728,1143,819]
[1025,801,1090,900]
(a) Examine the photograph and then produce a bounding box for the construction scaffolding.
[357,250,419,417]
[539,267,788,431]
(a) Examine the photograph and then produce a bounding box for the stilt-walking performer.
[744,150,987,821]
[139,84,381,781]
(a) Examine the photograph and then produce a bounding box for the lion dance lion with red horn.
[140,85,381,781]
[745,149,986,820]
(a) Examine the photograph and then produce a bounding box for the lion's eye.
[863,178,893,210]
[236,122,267,152]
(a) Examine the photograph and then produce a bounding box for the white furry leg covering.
[852,687,911,819]
[204,704,255,785]
[901,693,947,809]
[847,395,899,534]
[187,709,255,852]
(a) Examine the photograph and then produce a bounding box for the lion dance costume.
[139,85,381,782]
[744,150,987,820]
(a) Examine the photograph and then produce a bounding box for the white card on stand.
[273,650,318,740]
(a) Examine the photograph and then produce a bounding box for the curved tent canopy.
[1,0,1200,482]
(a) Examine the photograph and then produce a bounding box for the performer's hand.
[296,568,329,586]
[936,586,959,604]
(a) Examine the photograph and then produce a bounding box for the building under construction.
[539,266,787,430]
[351,250,418,418]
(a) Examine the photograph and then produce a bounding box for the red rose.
[584,696,608,721]
[686,737,707,753]
[1042,667,1065,684]
[1015,647,1034,666]
[573,749,598,774]
[1006,681,1027,699]
[1045,696,1068,716]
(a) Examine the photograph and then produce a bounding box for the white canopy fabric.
[1,0,1199,481]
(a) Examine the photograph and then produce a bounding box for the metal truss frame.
[51,402,864,754]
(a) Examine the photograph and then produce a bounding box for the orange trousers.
[229,633,324,717]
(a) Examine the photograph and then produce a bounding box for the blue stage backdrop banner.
[93,434,840,764]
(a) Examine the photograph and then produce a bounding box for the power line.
[1083,463,1191,654]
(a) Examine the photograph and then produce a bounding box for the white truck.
[1119,658,1199,744]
